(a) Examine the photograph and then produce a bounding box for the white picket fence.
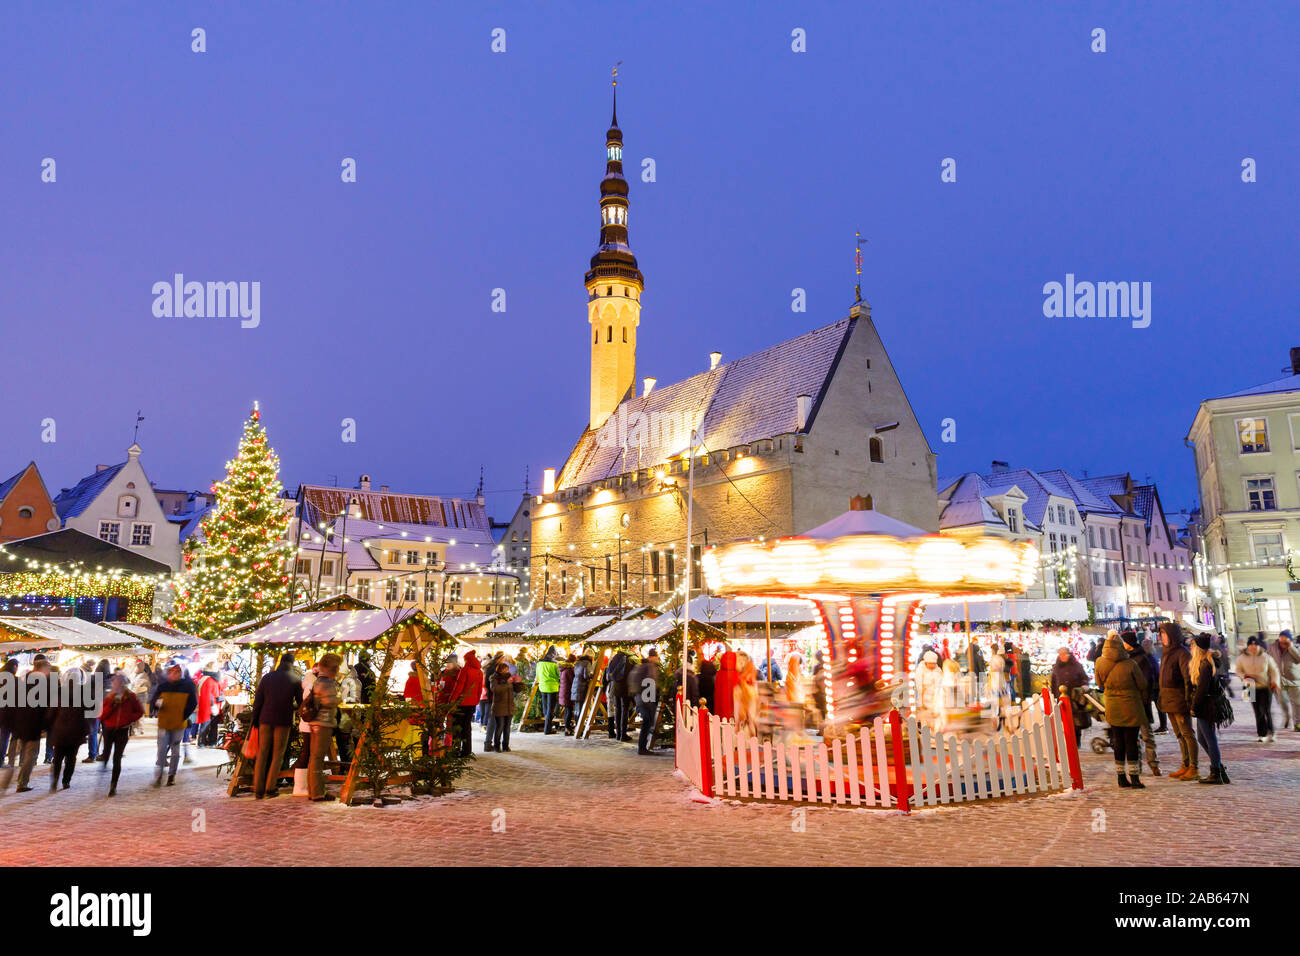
[675,691,1081,811]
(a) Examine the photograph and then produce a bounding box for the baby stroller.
[1080,689,1110,754]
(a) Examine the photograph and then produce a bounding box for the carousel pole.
[764,602,772,685]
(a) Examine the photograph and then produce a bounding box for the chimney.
[347,497,362,519]
[643,376,657,396]
[1291,347,1300,376]
[796,394,812,431]
[542,468,556,495]
[380,484,389,493]
[709,351,722,370]
[991,460,1010,474]
[359,475,371,491]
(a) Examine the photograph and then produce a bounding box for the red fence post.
[698,702,714,798]
[1057,695,1084,790]
[888,709,911,813]
[1041,687,1060,765]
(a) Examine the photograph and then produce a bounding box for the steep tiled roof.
[299,484,490,532]
[557,319,854,489]
[1216,373,1300,400]
[0,465,29,504]
[53,462,125,519]
[1037,469,1123,516]
[979,469,1072,526]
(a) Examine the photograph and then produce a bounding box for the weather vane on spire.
[612,61,621,86]
[854,231,867,304]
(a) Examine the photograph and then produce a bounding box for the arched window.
[869,437,883,463]
[607,325,613,342]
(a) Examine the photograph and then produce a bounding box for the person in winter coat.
[304,653,342,802]
[2,659,50,792]
[1094,630,1149,788]
[129,662,152,736]
[1157,623,1198,780]
[627,648,662,754]
[669,662,700,710]
[1267,630,1300,732]
[1190,635,1230,784]
[733,651,759,738]
[450,651,483,757]
[568,651,593,735]
[1050,647,1089,747]
[698,657,718,713]
[478,652,502,727]
[965,640,986,703]
[153,662,197,788]
[558,654,576,732]
[986,645,1010,725]
[99,672,144,796]
[1016,646,1033,700]
[603,649,632,740]
[48,670,89,791]
[250,652,302,799]
[911,651,944,729]
[1236,636,1281,742]
[192,668,222,749]
[1144,638,1167,732]
[535,646,561,735]
[487,662,516,752]
[1121,631,1161,776]
[0,658,18,767]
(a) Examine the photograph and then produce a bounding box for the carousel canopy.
[101,621,201,649]
[0,616,138,649]
[802,509,928,540]
[233,608,444,647]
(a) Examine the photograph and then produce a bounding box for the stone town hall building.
[529,90,937,608]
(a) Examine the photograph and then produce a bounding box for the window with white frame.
[356,578,371,601]
[384,579,399,602]
[321,559,334,577]
[1262,598,1295,634]
[295,558,311,575]
[386,549,401,565]
[405,549,419,565]
[1249,530,1286,562]
[1006,508,1019,533]
[403,580,417,601]
[98,521,121,544]
[1068,510,1076,526]
[1087,527,1095,548]
[1290,413,1300,451]
[1237,417,1270,454]
[130,522,153,546]
[426,551,439,566]
[424,580,437,602]
[450,580,463,601]
[117,495,138,518]
[1245,476,1277,511]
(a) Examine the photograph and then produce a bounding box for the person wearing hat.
[1158,622,1199,781]
[304,652,342,802]
[1094,629,1149,788]
[1190,634,1230,784]
[1121,630,1161,775]
[1267,630,1300,732]
[1236,636,1281,742]
[627,648,662,754]
[911,651,944,729]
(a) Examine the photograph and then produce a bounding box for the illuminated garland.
[0,571,156,622]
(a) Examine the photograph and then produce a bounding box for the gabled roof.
[1214,373,1300,401]
[977,469,1073,526]
[232,608,442,647]
[300,517,503,573]
[53,462,125,520]
[0,465,30,504]
[0,527,171,576]
[1036,469,1124,516]
[0,616,138,649]
[938,473,1011,531]
[298,484,490,532]
[557,318,855,489]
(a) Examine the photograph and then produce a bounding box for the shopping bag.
[1242,680,1256,703]
[241,725,260,760]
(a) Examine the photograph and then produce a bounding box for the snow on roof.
[802,509,927,539]
[53,462,126,520]
[300,485,490,532]
[486,607,585,637]
[584,615,726,645]
[0,616,137,648]
[525,615,617,638]
[685,595,814,626]
[101,621,201,648]
[233,608,436,646]
[1036,469,1123,516]
[438,613,502,638]
[978,468,1074,526]
[1215,373,1300,400]
[557,319,853,489]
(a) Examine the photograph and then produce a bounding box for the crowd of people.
[0,652,240,796]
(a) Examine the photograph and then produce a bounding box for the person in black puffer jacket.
[1190,635,1230,785]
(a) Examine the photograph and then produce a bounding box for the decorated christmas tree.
[170,404,292,640]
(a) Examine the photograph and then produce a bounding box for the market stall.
[0,615,141,669]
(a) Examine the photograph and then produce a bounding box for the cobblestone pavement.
[0,697,1293,866]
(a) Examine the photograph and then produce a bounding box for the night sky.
[3,2,1296,523]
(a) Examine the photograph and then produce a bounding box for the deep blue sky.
[2,2,1296,522]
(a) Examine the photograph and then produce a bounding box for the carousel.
[701,509,1038,736]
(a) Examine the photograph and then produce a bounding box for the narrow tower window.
[622,328,627,343]
[607,325,612,342]
[869,437,883,463]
